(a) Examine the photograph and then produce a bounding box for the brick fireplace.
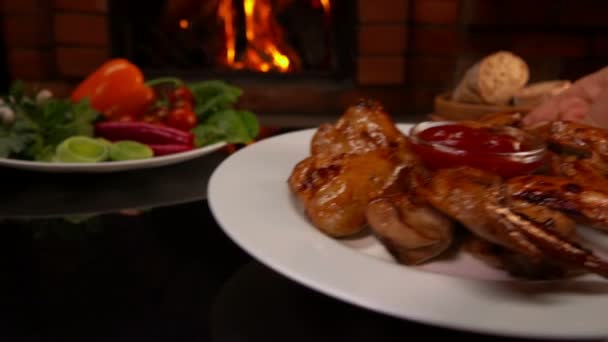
[3,0,608,126]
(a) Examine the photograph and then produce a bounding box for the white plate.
[208,124,608,340]
[0,142,226,173]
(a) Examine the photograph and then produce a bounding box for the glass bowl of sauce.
[409,121,547,178]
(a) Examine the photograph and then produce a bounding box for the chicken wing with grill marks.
[310,99,409,158]
[509,199,576,238]
[289,148,412,237]
[463,236,578,279]
[289,99,420,238]
[507,175,608,231]
[528,120,608,161]
[549,153,608,194]
[423,167,608,278]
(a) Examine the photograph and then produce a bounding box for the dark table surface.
[0,150,603,342]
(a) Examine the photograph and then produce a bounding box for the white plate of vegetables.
[0,59,259,173]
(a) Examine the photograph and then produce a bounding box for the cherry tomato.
[169,86,195,105]
[173,99,193,112]
[149,106,170,119]
[166,108,198,131]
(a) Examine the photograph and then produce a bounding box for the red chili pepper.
[148,144,193,156]
[95,121,194,146]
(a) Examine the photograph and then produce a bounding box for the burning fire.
[218,0,331,73]
[320,0,330,13]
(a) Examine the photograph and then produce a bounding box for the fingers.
[558,97,590,122]
[522,91,584,125]
[562,65,608,102]
[522,97,561,125]
[523,66,608,126]
[523,94,590,126]
[585,87,608,128]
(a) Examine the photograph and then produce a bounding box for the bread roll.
[452,51,529,105]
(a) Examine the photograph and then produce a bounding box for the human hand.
[522,66,608,128]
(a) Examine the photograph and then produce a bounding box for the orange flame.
[320,0,331,13]
[218,0,236,65]
[244,0,255,41]
[179,19,190,29]
[217,0,323,73]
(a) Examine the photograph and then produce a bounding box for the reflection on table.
[0,201,600,341]
[0,151,228,218]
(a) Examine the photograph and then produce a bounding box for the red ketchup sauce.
[411,123,546,178]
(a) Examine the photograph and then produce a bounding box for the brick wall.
[357,0,408,85]
[355,0,608,113]
[2,0,608,115]
[1,0,109,93]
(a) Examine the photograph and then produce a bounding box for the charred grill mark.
[514,210,555,229]
[511,190,580,214]
[550,143,592,158]
[562,183,583,194]
[490,206,543,258]
[494,206,608,277]
[516,218,608,276]
[300,165,340,192]
[296,179,313,192]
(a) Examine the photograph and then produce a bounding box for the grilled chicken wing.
[549,154,608,194]
[366,193,454,265]
[529,120,608,161]
[423,167,608,278]
[289,148,412,237]
[509,199,576,237]
[463,236,577,279]
[507,175,608,231]
[421,168,511,246]
[289,99,420,238]
[310,99,409,157]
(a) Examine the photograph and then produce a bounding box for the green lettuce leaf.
[192,109,260,147]
[188,80,260,148]
[188,80,243,118]
[192,125,226,147]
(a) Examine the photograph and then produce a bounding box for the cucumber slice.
[109,141,153,161]
[97,138,113,149]
[55,136,109,163]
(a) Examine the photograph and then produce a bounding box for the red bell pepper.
[71,59,155,119]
